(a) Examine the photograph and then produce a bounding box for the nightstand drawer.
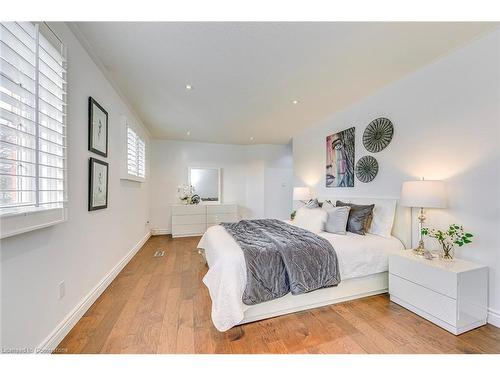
[389,253,457,298]
[389,273,457,326]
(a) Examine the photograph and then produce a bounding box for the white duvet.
[197,224,404,332]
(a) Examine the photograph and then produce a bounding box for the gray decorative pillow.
[336,201,375,235]
[305,198,320,208]
[324,206,351,234]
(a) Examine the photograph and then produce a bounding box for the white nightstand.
[389,251,488,335]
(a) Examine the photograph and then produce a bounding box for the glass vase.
[440,241,454,261]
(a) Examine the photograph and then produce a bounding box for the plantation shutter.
[137,136,145,178]
[0,22,67,237]
[37,23,67,210]
[126,126,146,179]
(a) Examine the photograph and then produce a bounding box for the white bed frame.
[242,272,388,324]
[240,197,411,326]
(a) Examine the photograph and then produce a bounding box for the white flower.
[177,184,196,200]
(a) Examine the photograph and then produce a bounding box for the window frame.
[0,22,67,239]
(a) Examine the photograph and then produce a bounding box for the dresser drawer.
[389,273,457,326]
[172,205,206,215]
[207,213,238,224]
[172,223,206,236]
[172,214,206,225]
[389,254,457,298]
[206,204,237,214]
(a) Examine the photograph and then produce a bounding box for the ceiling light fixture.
[292,100,299,104]
[186,131,191,136]
[185,84,193,90]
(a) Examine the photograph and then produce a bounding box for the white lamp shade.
[400,180,447,208]
[293,187,311,201]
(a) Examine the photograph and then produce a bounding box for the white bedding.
[197,224,404,332]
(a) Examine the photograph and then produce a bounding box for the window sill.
[0,207,67,239]
[120,174,146,183]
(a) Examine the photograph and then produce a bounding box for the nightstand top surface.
[390,250,486,273]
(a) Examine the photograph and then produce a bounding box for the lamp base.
[413,239,426,256]
[412,206,427,256]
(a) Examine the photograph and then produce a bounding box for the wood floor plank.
[100,272,155,353]
[306,335,367,354]
[56,235,500,354]
[176,299,195,353]
[265,339,290,354]
[157,287,182,353]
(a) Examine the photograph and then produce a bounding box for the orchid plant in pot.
[177,184,195,205]
[421,224,473,260]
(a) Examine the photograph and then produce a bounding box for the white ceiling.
[72,22,497,144]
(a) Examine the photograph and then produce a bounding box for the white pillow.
[350,198,397,238]
[293,207,327,233]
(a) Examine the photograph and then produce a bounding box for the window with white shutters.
[0,22,67,238]
[126,126,146,180]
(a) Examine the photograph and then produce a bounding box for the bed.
[197,197,410,332]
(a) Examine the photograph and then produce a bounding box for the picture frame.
[326,126,355,187]
[88,157,109,211]
[88,97,108,157]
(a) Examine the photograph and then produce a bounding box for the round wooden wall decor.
[363,117,394,153]
[355,156,379,183]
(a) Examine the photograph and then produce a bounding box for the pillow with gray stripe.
[305,198,320,208]
[336,200,374,235]
[324,206,351,235]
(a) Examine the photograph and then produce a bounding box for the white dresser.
[389,251,488,335]
[171,203,238,238]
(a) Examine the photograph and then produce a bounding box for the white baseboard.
[38,230,152,353]
[487,307,500,328]
[151,228,170,236]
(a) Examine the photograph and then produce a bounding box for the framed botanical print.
[88,158,109,211]
[88,97,108,157]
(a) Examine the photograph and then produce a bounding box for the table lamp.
[400,179,447,255]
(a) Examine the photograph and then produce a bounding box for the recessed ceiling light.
[292,99,299,104]
[186,131,191,136]
[185,84,193,90]
[249,137,254,141]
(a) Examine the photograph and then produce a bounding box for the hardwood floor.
[56,235,500,354]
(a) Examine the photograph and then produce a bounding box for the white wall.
[150,140,293,232]
[0,23,151,349]
[293,29,500,324]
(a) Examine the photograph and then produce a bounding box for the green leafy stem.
[421,224,474,248]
